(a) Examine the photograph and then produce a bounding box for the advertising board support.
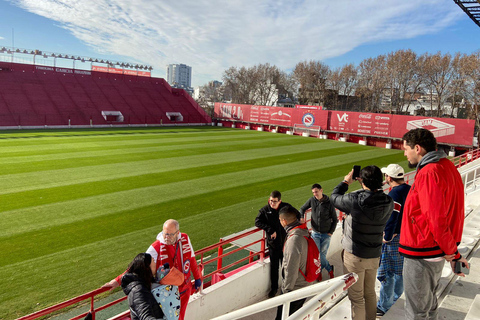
[386,140,392,149]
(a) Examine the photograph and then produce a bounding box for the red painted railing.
[16,147,480,320]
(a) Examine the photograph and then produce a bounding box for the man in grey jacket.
[275,205,309,320]
[300,183,338,280]
[331,166,393,320]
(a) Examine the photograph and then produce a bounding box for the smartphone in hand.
[352,165,361,180]
[454,260,469,275]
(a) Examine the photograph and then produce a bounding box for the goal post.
[293,123,322,137]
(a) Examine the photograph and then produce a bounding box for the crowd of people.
[102,128,469,320]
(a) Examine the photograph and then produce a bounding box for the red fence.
[16,148,480,320]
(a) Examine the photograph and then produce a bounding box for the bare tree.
[463,52,480,143]
[385,49,422,114]
[447,53,470,117]
[222,64,291,106]
[339,64,358,110]
[222,66,260,105]
[357,55,388,112]
[293,60,330,106]
[422,52,453,116]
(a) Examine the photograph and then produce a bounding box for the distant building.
[166,64,192,91]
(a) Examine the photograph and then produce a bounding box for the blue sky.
[0,0,479,87]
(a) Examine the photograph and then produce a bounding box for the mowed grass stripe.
[0,145,390,230]
[0,134,317,165]
[0,127,241,146]
[0,150,405,267]
[0,135,322,175]
[0,129,273,154]
[0,144,366,213]
[0,140,351,194]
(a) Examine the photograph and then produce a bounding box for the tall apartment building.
[166,64,192,89]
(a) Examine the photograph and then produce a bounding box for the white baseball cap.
[381,164,404,179]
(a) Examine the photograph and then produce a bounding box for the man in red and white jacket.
[400,128,469,319]
[103,219,202,320]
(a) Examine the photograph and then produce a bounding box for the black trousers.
[275,298,306,320]
[268,245,283,291]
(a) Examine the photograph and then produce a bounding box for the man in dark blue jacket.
[376,164,411,316]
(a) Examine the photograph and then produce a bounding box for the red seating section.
[0,62,211,127]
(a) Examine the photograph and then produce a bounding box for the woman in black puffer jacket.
[121,253,164,320]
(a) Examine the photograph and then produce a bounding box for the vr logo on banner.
[337,113,349,122]
[302,113,315,127]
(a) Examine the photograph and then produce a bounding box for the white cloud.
[11,0,462,86]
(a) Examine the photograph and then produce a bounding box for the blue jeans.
[377,271,403,313]
[311,231,332,272]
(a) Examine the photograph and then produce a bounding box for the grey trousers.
[403,257,444,320]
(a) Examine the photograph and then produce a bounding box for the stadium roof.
[454,0,480,28]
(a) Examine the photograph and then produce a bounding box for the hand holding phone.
[454,260,470,275]
[352,165,361,180]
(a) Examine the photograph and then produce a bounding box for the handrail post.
[217,239,223,271]
[90,296,95,320]
[260,231,265,264]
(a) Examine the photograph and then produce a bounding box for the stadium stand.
[0,61,211,128]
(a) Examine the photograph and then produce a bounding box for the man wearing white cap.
[376,164,411,317]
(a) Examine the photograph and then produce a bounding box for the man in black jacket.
[255,190,292,298]
[299,183,338,280]
[331,166,393,320]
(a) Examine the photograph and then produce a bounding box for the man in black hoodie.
[255,190,293,298]
[299,183,338,280]
[331,166,393,320]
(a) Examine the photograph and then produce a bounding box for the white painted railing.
[210,273,358,320]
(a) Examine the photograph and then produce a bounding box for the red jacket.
[399,157,464,259]
[116,232,201,291]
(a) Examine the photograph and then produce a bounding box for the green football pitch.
[0,126,407,319]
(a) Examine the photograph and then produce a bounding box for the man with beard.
[400,128,469,319]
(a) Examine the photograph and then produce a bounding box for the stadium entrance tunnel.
[166,112,183,122]
[101,111,124,122]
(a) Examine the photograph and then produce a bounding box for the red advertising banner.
[328,111,392,137]
[291,109,328,129]
[124,70,137,76]
[390,115,475,146]
[109,67,123,74]
[214,103,475,146]
[91,66,151,77]
[250,105,294,126]
[215,103,251,122]
[92,65,108,73]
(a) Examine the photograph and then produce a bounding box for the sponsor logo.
[183,260,190,274]
[375,115,390,120]
[36,66,54,71]
[406,118,455,138]
[220,104,244,120]
[337,113,349,122]
[359,114,372,119]
[302,113,315,127]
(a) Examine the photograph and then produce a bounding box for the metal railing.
[15,287,124,320]
[210,273,358,320]
[16,148,480,320]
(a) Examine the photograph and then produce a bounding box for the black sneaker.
[268,288,277,298]
[376,307,385,317]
